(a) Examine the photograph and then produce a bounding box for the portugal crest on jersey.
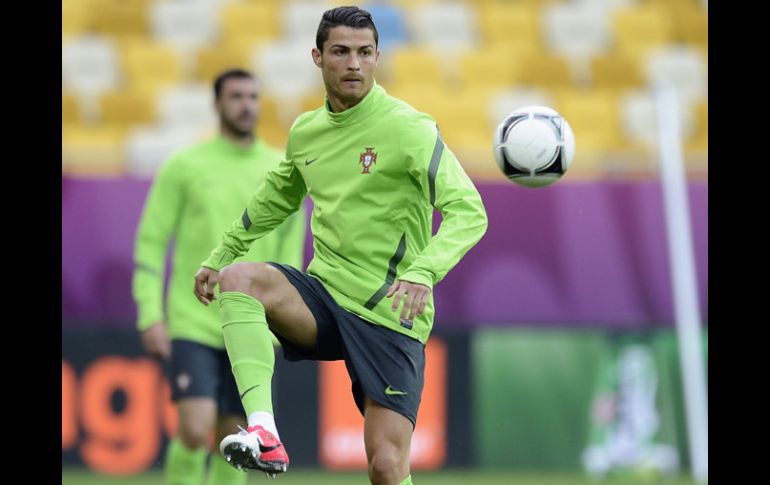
[359,147,377,174]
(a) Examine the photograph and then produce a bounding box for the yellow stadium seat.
[298,90,326,115]
[645,0,707,47]
[387,48,446,89]
[555,88,624,154]
[62,92,80,125]
[440,86,500,179]
[384,84,446,117]
[62,0,96,36]
[120,38,183,93]
[384,85,488,151]
[255,89,320,149]
[590,54,644,89]
[671,3,708,47]
[476,2,541,47]
[474,0,553,3]
[435,89,491,150]
[257,94,291,149]
[487,86,556,129]
[391,0,434,7]
[685,104,708,176]
[62,125,127,175]
[257,123,288,150]
[687,100,708,151]
[92,0,149,38]
[258,93,284,127]
[613,5,675,55]
[458,47,521,90]
[644,0,700,3]
[99,90,156,129]
[259,91,313,139]
[220,1,280,44]
[196,43,254,84]
[678,93,708,175]
[518,52,572,88]
[485,37,541,58]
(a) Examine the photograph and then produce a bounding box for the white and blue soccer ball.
[493,105,575,188]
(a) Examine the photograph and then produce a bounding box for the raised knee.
[178,421,210,449]
[219,263,250,292]
[219,262,271,297]
[368,448,401,483]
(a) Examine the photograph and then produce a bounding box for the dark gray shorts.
[167,339,244,417]
[268,262,426,427]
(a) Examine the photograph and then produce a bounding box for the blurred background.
[62,0,707,483]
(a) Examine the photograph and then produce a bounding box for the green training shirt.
[203,82,487,343]
[133,135,307,349]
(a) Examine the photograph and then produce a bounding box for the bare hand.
[141,322,171,360]
[194,266,219,306]
[386,280,431,323]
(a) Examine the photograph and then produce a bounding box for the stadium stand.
[61,0,707,180]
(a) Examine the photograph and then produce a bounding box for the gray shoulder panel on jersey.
[428,128,444,205]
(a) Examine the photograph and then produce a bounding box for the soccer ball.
[493,105,575,188]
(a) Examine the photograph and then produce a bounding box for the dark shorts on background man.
[168,339,244,416]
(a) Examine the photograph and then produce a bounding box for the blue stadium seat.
[362,2,409,53]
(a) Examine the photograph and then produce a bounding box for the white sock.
[247,411,280,439]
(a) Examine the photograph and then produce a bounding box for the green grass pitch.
[62,468,698,485]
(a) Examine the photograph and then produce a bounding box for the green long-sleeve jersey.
[133,136,307,349]
[203,82,487,343]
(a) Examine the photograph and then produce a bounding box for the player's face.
[313,26,379,109]
[216,77,259,137]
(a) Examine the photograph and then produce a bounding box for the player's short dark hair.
[213,69,254,100]
[316,6,378,52]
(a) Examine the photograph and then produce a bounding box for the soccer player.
[133,69,306,485]
[193,7,487,485]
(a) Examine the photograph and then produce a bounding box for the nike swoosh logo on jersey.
[305,157,319,165]
[385,385,407,396]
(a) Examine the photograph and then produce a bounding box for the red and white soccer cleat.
[220,425,289,477]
